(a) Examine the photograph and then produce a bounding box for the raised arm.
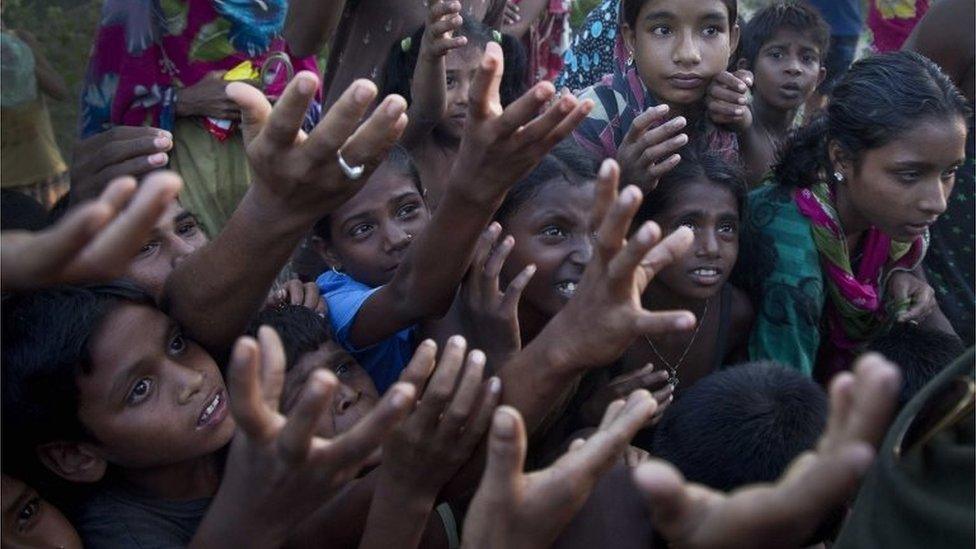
[283,0,347,58]
[162,72,408,358]
[346,41,593,349]
[400,0,468,148]
[500,0,548,39]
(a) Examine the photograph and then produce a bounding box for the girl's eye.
[680,221,698,231]
[702,25,721,36]
[128,378,154,405]
[396,203,419,219]
[350,224,373,238]
[177,221,199,238]
[17,498,40,532]
[168,333,187,356]
[897,171,921,183]
[138,241,159,256]
[942,166,960,180]
[334,362,351,377]
[802,53,816,63]
[446,75,457,88]
[651,25,671,36]
[718,222,738,234]
[540,225,568,238]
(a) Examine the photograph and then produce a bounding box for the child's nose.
[672,31,702,65]
[177,368,205,404]
[335,384,362,414]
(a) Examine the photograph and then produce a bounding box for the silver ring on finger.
[337,149,365,180]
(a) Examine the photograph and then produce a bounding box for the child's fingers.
[631,225,694,284]
[479,406,528,505]
[429,0,462,21]
[590,160,620,231]
[707,98,747,118]
[398,339,439,392]
[301,282,320,310]
[428,15,463,38]
[465,224,499,298]
[73,172,181,277]
[650,382,674,406]
[842,354,901,449]
[559,391,656,477]
[497,81,558,137]
[899,286,935,322]
[632,460,699,535]
[438,350,487,437]
[500,263,535,312]
[635,115,686,152]
[483,234,514,297]
[713,70,750,94]
[821,371,857,453]
[306,79,379,158]
[624,104,670,144]
[468,42,505,120]
[227,337,279,441]
[594,185,643,266]
[633,310,697,338]
[277,369,336,464]
[605,218,659,285]
[646,154,682,181]
[597,399,627,431]
[432,35,468,56]
[414,336,468,428]
[538,98,594,147]
[732,68,754,88]
[226,80,274,147]
[637,133,688,170]
[325,382,416,465]
[708,82,748,105]
[327,94,408,175]
[460,376,502,449]
[255,71,319,148]
[256,326,288,411]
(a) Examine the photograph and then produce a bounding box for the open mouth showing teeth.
[555,281,578,298]
[691,268,720,277]
[198,392,222,426]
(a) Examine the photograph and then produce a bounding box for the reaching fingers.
[732,69,754,88]
[636,225,694,282]
[468,222,502,298]
[606,219,661,283]
[708,82,749,105]
[632,460,702,540]
[277,369,337,464]
[590,160,619,231]
[478,406,528,504]
[227,337,279,441]
[438,350,488,436]
[624,104,670,145]
[226,80,274,147]
[633,310,697,338]
[92,153,170,188]
[325,381,416,465]
[559,391,656,476]
[460,376,502,448]
[326,93,408,174]
[597,399,627,431]
[429,0,462,22]
[609,363,668,395]
[497,81,557,137]
[415,336,468,428]
[398,339,439,393]
[256,326,288,412]
[595,186,643,265]
[483,233,514,298]
[713,70,750,94]
[821,371,856,453]
[500,263,536,312]
[308,79,380,155]
[260,71,320,147]
[71,172,181,279]
[302,282,321,310]
[468,42,505,120]
[842,354,901,449]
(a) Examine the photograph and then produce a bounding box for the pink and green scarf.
[794,180,927,374]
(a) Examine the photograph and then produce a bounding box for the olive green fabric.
[168,118,250,238]
[834,349,975,549]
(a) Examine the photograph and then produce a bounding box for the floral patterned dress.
[80,0,320,235]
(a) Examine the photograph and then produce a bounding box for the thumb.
[480,406,527,503]
[632,460,698,538]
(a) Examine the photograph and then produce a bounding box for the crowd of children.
[0,0,972,547]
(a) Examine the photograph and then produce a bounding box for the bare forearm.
[401,57,447,148]
[163,188,313,357]
[284,0,347,58]
[501,0,548,38]
[359,473,437,549]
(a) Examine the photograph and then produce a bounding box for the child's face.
[327,163,430,287]
[653,179,739,300]
[837,116,966,243]
[438,47,482,141]
[623,0,738,109]
[77,304,235,469]
[280,341,380,438]
[1,475,82,549]
[125,200,209,300]
[749,28,825,112]
[501,180,596,319]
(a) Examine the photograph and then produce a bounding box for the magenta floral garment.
[80,0,321,137]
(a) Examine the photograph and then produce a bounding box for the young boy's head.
[2,284,234,486]
[651,361,827,492]
[869,324,966,409]
[312,146,428,287]
[621,0,739,109]
[249,305,380,438]
[635,144,745,301]
[737,1,828,112]
[123,199,209,300]
[494,141,597,323]
[1,473,82,549]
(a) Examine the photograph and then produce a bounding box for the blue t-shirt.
[316,270,415,394]
[807,0,863,37]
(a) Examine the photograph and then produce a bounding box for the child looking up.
[737,51,966,378]
[572,0,748,191]
[314,40,592,394]
[382,1,493,206]
[735,1,829,185]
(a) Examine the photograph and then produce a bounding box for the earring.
[833,171,845,183]
[626,51,635,66]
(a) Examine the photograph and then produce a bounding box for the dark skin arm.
[163,73,408,358]
[283,0,347,58]
[902,0,975,103]
[346,41,593,349]
[500,0,548,38]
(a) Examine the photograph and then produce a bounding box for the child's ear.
[729,22,741,53]
[736,58,750,71]
[311,236,341,270]
[816,65,827,89]
[621,23,636,61]
[36,441,107,484]
[827,140,853,180]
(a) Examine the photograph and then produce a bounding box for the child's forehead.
[763,27,824,51]
[333,168,422,217]
[518,179,595,217]
[662,178,739,213]
[445,45,484,70]
[88,304,171,374]
[640,0,731,22]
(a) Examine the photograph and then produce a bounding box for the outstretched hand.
[633,353,901,549]
[532,158,697,374]
[198,327,418,547]
[617,104,688,192]
[462,390,658,549]
[2,172,180,292]
[226,71,408,226]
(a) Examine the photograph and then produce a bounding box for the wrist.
[375,466,439,509]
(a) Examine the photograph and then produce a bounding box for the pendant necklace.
[643,298,709,388]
